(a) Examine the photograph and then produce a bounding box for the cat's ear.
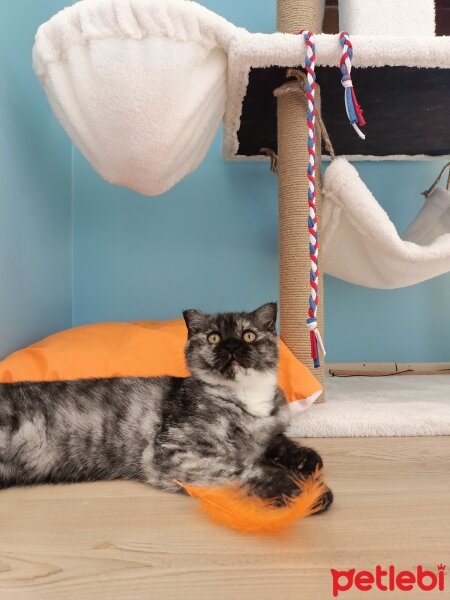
[182,309,208,337]
[251,303,277,333]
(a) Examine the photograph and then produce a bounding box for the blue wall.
[1,0,449,362]
[0,1,72,359]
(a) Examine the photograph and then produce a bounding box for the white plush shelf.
[224,33,450,160]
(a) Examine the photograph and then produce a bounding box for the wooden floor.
[1,437,449,600]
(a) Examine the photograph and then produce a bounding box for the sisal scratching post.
[276,0,322,32]
[276,0,325,399]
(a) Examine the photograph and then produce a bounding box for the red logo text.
[331,564,446,597]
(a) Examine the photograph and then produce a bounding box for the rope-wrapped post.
[276,0,325,398]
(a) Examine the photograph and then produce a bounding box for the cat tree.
[33,0,450,403]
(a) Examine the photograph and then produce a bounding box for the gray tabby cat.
[0,303,332,508]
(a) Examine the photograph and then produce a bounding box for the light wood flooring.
[1,437,449,600]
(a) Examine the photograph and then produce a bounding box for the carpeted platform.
[287,375,450,437]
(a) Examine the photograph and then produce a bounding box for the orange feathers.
[177,474,328,534]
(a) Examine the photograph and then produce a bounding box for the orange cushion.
[0,320,321,405]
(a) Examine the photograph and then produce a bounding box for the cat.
[0,303,332,510]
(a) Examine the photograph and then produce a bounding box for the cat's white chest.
[233,370,277,417]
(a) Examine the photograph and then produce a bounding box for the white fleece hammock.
[33,0,236,196]
[322,158,450,288]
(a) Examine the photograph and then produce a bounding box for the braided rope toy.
[295,32,365,367]
[339,31,366,139]
[299,31,365,367]
[302,30,325,368]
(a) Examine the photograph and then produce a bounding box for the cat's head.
[182,303,278,385]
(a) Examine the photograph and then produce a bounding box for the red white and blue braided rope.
[339,32,366,139]
[302,30,325,368]
[295,31,363,367]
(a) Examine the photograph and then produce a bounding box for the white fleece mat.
[287,375,450,438]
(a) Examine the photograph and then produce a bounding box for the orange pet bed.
[0,319,321,413]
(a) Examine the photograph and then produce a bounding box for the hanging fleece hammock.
[33,0,236,195]
[322,158,450,289]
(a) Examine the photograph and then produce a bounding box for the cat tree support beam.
[276,0,325,397]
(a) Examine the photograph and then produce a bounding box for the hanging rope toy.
[302,30,326,368]
[339,32,366,140]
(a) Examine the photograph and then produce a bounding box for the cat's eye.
[207,332,221,345]
[242,330,257,343]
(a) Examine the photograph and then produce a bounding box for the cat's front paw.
[312,487,334,514]
[295,446,323,477]
[249,472,301,504]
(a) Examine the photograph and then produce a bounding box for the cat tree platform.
[223,35,450,160]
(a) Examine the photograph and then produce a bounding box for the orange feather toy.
[176,471,328,534]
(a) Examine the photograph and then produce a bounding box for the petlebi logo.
[331,564,446,597]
